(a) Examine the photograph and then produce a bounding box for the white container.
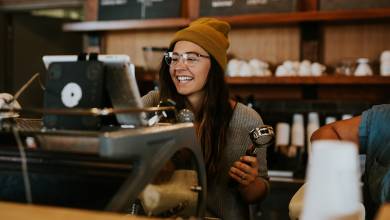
[306,112,320,156]
[325,116,337,124]
[380,50,390,76]
[381,61,390,76]
[275,122,290,152]
[311,62,325,76]
[354,58,373,76]
[301,140,363,220]
[342,114,353,120]
[291,114,305,148]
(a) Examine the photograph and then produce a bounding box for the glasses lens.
[165,52,181,66]
[164,54,172,65]
[164,52,174,65]
[184,53,199,66]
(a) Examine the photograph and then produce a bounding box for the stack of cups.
[301,140,364,220]
[306,112,320,157]
[380,50,390,76]
[275,122,290,152]
[290,114,305,157]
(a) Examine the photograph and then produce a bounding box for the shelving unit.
[63,18,191,32]
[136,72,390,85]
[63,8,390,32]
[227,75,390,85]
[64,0,390,104]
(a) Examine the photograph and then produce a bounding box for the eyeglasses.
[164,52,210,67]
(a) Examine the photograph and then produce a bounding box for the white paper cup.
[291,114,304,148]
[301,140,363,220]
[275,122,290,149]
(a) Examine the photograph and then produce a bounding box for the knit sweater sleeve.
[228,103,269,179]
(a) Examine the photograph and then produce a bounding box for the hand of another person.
[229,155,259,187]
[0,93,21,109]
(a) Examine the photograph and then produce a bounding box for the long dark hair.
[158,45,233,177]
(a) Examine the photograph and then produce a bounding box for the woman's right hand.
[229,156,259,187]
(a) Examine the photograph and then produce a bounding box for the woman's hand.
[229,155,259,187]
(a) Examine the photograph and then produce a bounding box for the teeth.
[177,76,193,82]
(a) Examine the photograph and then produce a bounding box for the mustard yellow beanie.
[170,17,230,71]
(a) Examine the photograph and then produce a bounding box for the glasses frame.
[164,51,210,67]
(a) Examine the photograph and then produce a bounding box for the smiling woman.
[141,17,269,220]
[167,41,211,103]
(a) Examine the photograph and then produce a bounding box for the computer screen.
[42,54,146,128]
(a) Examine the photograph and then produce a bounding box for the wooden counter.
[0,202,164,220]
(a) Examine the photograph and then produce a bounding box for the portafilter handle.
[246,125,275,156]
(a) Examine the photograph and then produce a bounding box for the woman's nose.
[174,65,187,72]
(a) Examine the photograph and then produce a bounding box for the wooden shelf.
[136,74,390,85]
[226,76,390,85]
[63,8,390,32]
[63,18,191,32]
[220,8,390,26]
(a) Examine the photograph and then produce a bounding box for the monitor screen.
[42,54,147,128]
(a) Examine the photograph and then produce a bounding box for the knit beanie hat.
[170,17,230,71]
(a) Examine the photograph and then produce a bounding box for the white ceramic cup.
[354,58,373,76]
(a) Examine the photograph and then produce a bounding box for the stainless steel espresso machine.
[0,54,206,218]
[0,115,206,218]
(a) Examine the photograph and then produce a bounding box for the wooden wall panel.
[104,30,178,67]
[83,0,98,21]
[300,0,318,11]
[11,13,82,108]
[323,21,390,69]
[229,85,303,100]
[317,85,390,102]
[228,25,300,65]
[104,25,299,68]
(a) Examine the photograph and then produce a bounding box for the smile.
[176,75,194,82]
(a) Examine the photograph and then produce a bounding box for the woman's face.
[169,40,211,98]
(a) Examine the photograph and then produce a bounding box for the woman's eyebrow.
[172,50,200,54]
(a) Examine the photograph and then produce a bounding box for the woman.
[142,17,269,219]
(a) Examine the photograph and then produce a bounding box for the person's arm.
[229,156,269,203]
[310,116,361,147]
